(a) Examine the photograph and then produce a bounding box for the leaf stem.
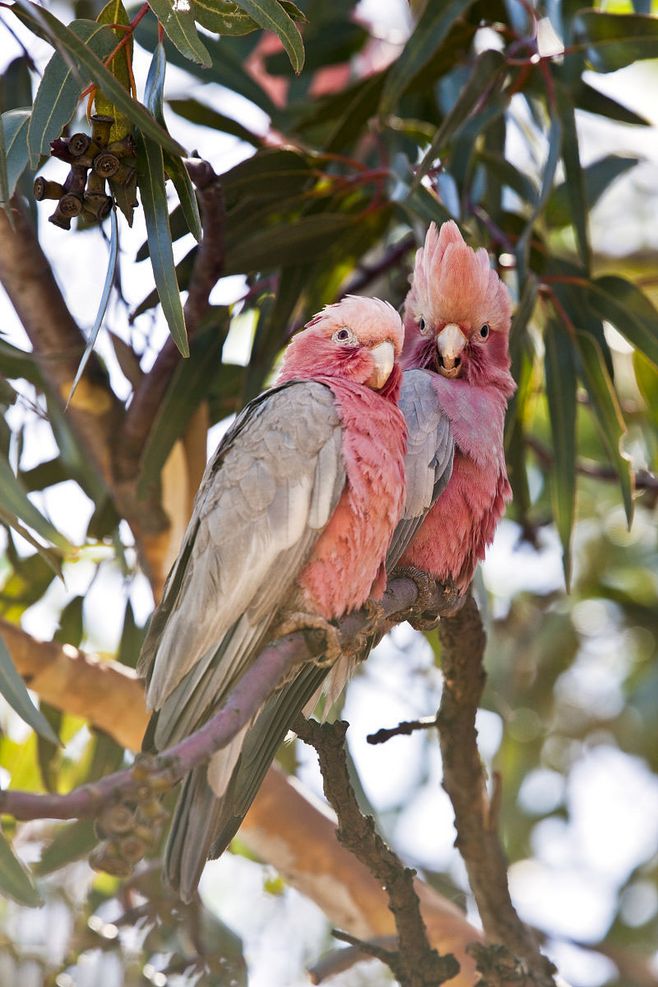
[80,2,150,102]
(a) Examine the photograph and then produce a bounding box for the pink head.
[278,295,404,399]
[402,221,515,395]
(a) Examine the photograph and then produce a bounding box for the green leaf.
[145,44,202,242]
[95,0,133,141]
[414,49,506,187]
[574,80,650,126]
[0,506,63,576]
[0,633,60,745]
[633,350,658,436]
[221,147,312,200]
[135,16,277,116]
[54,595,85,647]
[27,20,116,167]
[232,0,305,74]
[0,451,69,550]
[516,116,562,281]
[138,311,226,493]
[556,84,590,273]
[67,208,119,407]
[192,0,263,35]
[546,154,639,230]
[14,2,185,159]
[34,819,97,876]
[117,600,146,668]
[478,149,538,206]
[224,213,355,274]
[0,830,42,906]
[574,10,658,72]
[585,276,658,370]
[36,703,63,793]
[168,98,261,145]
[1,110,31,201]
[136,133,189,356]
[147,0,211,66]
[575,331,633,526]
[0,115,9,209]
[544,318,577,588]
[379,0,475,114]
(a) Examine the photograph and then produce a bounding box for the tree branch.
[437,594,558,986]
[114,159,226,484]
[0,616,482,986]
[296,717,459,987]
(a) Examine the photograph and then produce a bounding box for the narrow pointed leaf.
[575,332,633,525]
[147,0,211,66]
[68,209,119,406]
[544,318,577,587]
[14,2,185,158]
[380,0,475,114]
[574,10,658,72]
[516,116,562,280]
[0,116,9,208]
[0,505,63,576]
[224,213,355,274]
[233,0,304,74]
[1,110,31,200]
[633,350,658,436]
[414,49,505,187]
[34,820,97,876]
[0,634,60,745]
[145,44,202,242]
[586,276,658,369]
[556,84,590,272]
[0,452,69,550]
[168,98,261,145]
[546,154,639,229]
[136,133,189,356]
[574,80,650,126]
[27,20,116,166]
[0,831,42,906]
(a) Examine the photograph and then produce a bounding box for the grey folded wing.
[386,368,454,570]
[137,379,346,749]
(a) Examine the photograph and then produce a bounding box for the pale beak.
[436,323,466,379]
[366,340,395,390]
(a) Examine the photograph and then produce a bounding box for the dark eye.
[480,323,490,339]
[418,317,426,333]
[336,328,350,341]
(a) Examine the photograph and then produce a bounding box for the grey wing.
[386,369,454,570]
[137,380,346,749]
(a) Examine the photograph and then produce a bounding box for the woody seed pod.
[93,152,121,179]
[33,177,64,201]
[83,193,114,222]
[98,803,135,836]
[68,132,91,157]
[118,833,148,863]
[90,114,113,148]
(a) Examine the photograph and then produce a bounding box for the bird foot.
[348,598,386,657]
[275,612,342,668]
[392,565,444,630]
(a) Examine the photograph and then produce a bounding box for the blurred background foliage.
[0,0,657,984]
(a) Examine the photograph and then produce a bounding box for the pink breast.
[298,383,406,619]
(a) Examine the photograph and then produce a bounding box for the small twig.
[527,435,658,494]
[296,717,459,987]
[437,594,558,986]
[309,937,398,983]
[79,2,149,101]
[367,715,437,746]
[342,234,415,297]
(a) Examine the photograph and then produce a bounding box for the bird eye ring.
[418,317,429,335]
[479,323,490,339]
[332,326,357,346]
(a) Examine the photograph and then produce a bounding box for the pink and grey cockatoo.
[137,295,406,900]
[396,219,515,595]
[206,221,514,859]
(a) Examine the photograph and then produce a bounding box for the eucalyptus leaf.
[233,0,304,74]
[585,276,658,369]
[0,830,42,906]
[1,109,30,201]
[544,318,577,587]
[135,133,189,356]
[147,0,211,66]
[0,633,60,745]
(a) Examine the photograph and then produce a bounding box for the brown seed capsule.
[63,164,88,196]
[131,753,159,782]
[108,135,136,159]
[118,834,147,864]
[98,803,135,836]
[89,842,133,878]
[68,132,91,157]
[136,798,168,823]
[85,170,106,196]
[90,114,113,148]
[83,192,113,222]
[93,152,121,179]
[33,177,64,201]
[59,193,83,218]
[110,163,136,187]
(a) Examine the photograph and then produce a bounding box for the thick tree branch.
[437,595,558,986]
[296,717,459,987]
[115,160,226,484]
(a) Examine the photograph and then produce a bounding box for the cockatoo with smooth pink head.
[137,295,406,901]
[395,219,516,595]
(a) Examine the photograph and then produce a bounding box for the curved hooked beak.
[436,323,466,379]
[366,340,395,390]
